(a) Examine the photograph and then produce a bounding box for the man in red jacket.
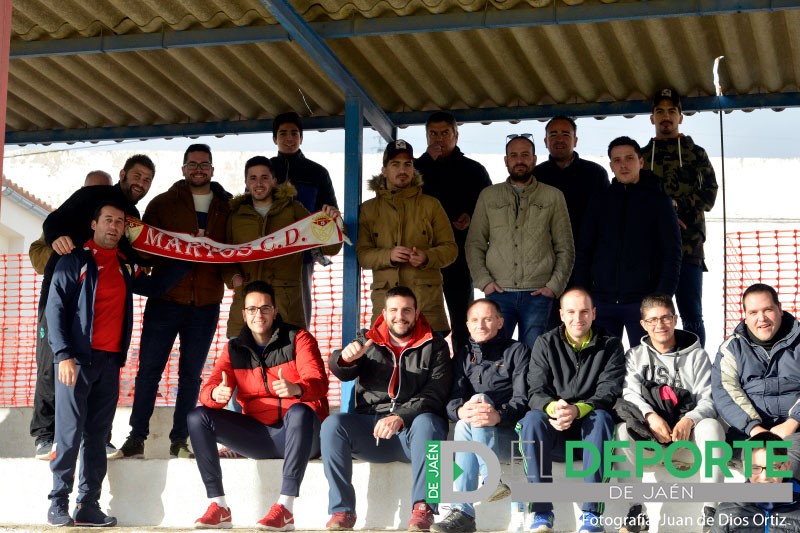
[188,281,329,531]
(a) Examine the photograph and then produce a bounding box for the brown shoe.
[326,512,356,531]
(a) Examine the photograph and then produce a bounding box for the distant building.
[1,176,52,253]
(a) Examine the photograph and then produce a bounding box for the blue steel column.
[340,94,363,412]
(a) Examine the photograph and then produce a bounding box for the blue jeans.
[594,301,645,348]
[488,291,552,348]
[675,261,705,347]
[321,412,448,514]
[129,299,219,442]
[517,409,614,515]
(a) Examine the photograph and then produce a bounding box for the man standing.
[466,134,574,348]
[712,283,800,476]
[121,144,231,459]
[225,155,342,335]
[415,111,492,352]
[32,156,155,460]
[518,287,625,533]
[573,136,682,347]
[46,202,184,526]
[321,286,452,532]
[535,116,609,329]
[643,89,718,346]
[356,140,457,334]
[189,281,329,530]
[615,293,723,533]
[431,299,530,533]
[270,112,339,327]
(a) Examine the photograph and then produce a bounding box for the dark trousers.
[517,409,614,515]
[129,298,219,442]
[441,259,474,353]
[188,404,320,497]
[675,261,705,347]
[594,301,645,348]
[31,307,55,442]
[49,350,120,505]
[321,412,448,514]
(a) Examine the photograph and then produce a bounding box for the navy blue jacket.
[573,170,682,304]
[46,245,186,367]
[712,313,800,435]
[446,332,530,428]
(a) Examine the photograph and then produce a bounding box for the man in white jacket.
[616,293,724,533]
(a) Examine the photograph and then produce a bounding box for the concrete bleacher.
[0,407,735,532]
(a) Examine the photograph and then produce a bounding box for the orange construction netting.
[0,253,375,408]
[725,229,800,333]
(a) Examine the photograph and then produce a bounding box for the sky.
[5,106,797,163]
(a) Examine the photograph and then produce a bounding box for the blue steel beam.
[7,92,800,145]
[340,94,363,413]
[10,1,800,59]
[257,0,394,142]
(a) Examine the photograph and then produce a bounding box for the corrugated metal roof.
[6,1,800,141]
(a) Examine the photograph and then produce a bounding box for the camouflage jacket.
[642,135,717,265]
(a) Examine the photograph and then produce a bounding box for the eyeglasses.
[506,133,533,143]
[642,314,677,326]
[183,162,213,171]
[244,305,275,315]
[751,465,769,475]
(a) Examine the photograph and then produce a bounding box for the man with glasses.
[712,433,800,532]
[189,281,328,530]
[121,143,232,459]
[712,283,800,477]
[415,111,492,352]
[615,293,723,533]
[573,136,681,348]
[466,134,574,348]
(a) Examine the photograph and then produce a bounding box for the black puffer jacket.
[329,313,452,427]
[446,332,530,428]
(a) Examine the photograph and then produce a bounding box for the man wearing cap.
[415,111,493,352]
[270,111,340,327]
[466,134,574,348]
[643,89,718,347]
[356,140,458,335]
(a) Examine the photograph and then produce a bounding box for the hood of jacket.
[367,170,424,194]
[641,328,701,357]
[366,311,434,351]
[643,134,698,170]
[229,181,298,212]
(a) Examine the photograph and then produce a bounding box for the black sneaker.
[120,437,145,458]
[74,502,117,527]
[170,439,195,459]
[36,440,54,461]
[619,504,649,533]
[430,509,476,533]
[47,501,74,527]
[702,506,716,533]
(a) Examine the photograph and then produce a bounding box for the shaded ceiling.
[6,0,800,144]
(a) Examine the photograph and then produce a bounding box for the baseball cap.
[383,139,414,165]
[652,88,682,111]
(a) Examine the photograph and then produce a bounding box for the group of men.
[31,91,800,533]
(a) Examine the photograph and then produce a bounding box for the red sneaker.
[195,503,232,529]
[326,512,357,530]
[256,503,295,531]
[408,502,434,532]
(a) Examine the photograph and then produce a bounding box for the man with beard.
[356,140,457,335]
[32,156,156,460]
[415,111,492,352]
[121,144,231,459]
[466,134,574,348]
[322,286,452,532]
[573,137,681,347]
[643,89,718,347]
